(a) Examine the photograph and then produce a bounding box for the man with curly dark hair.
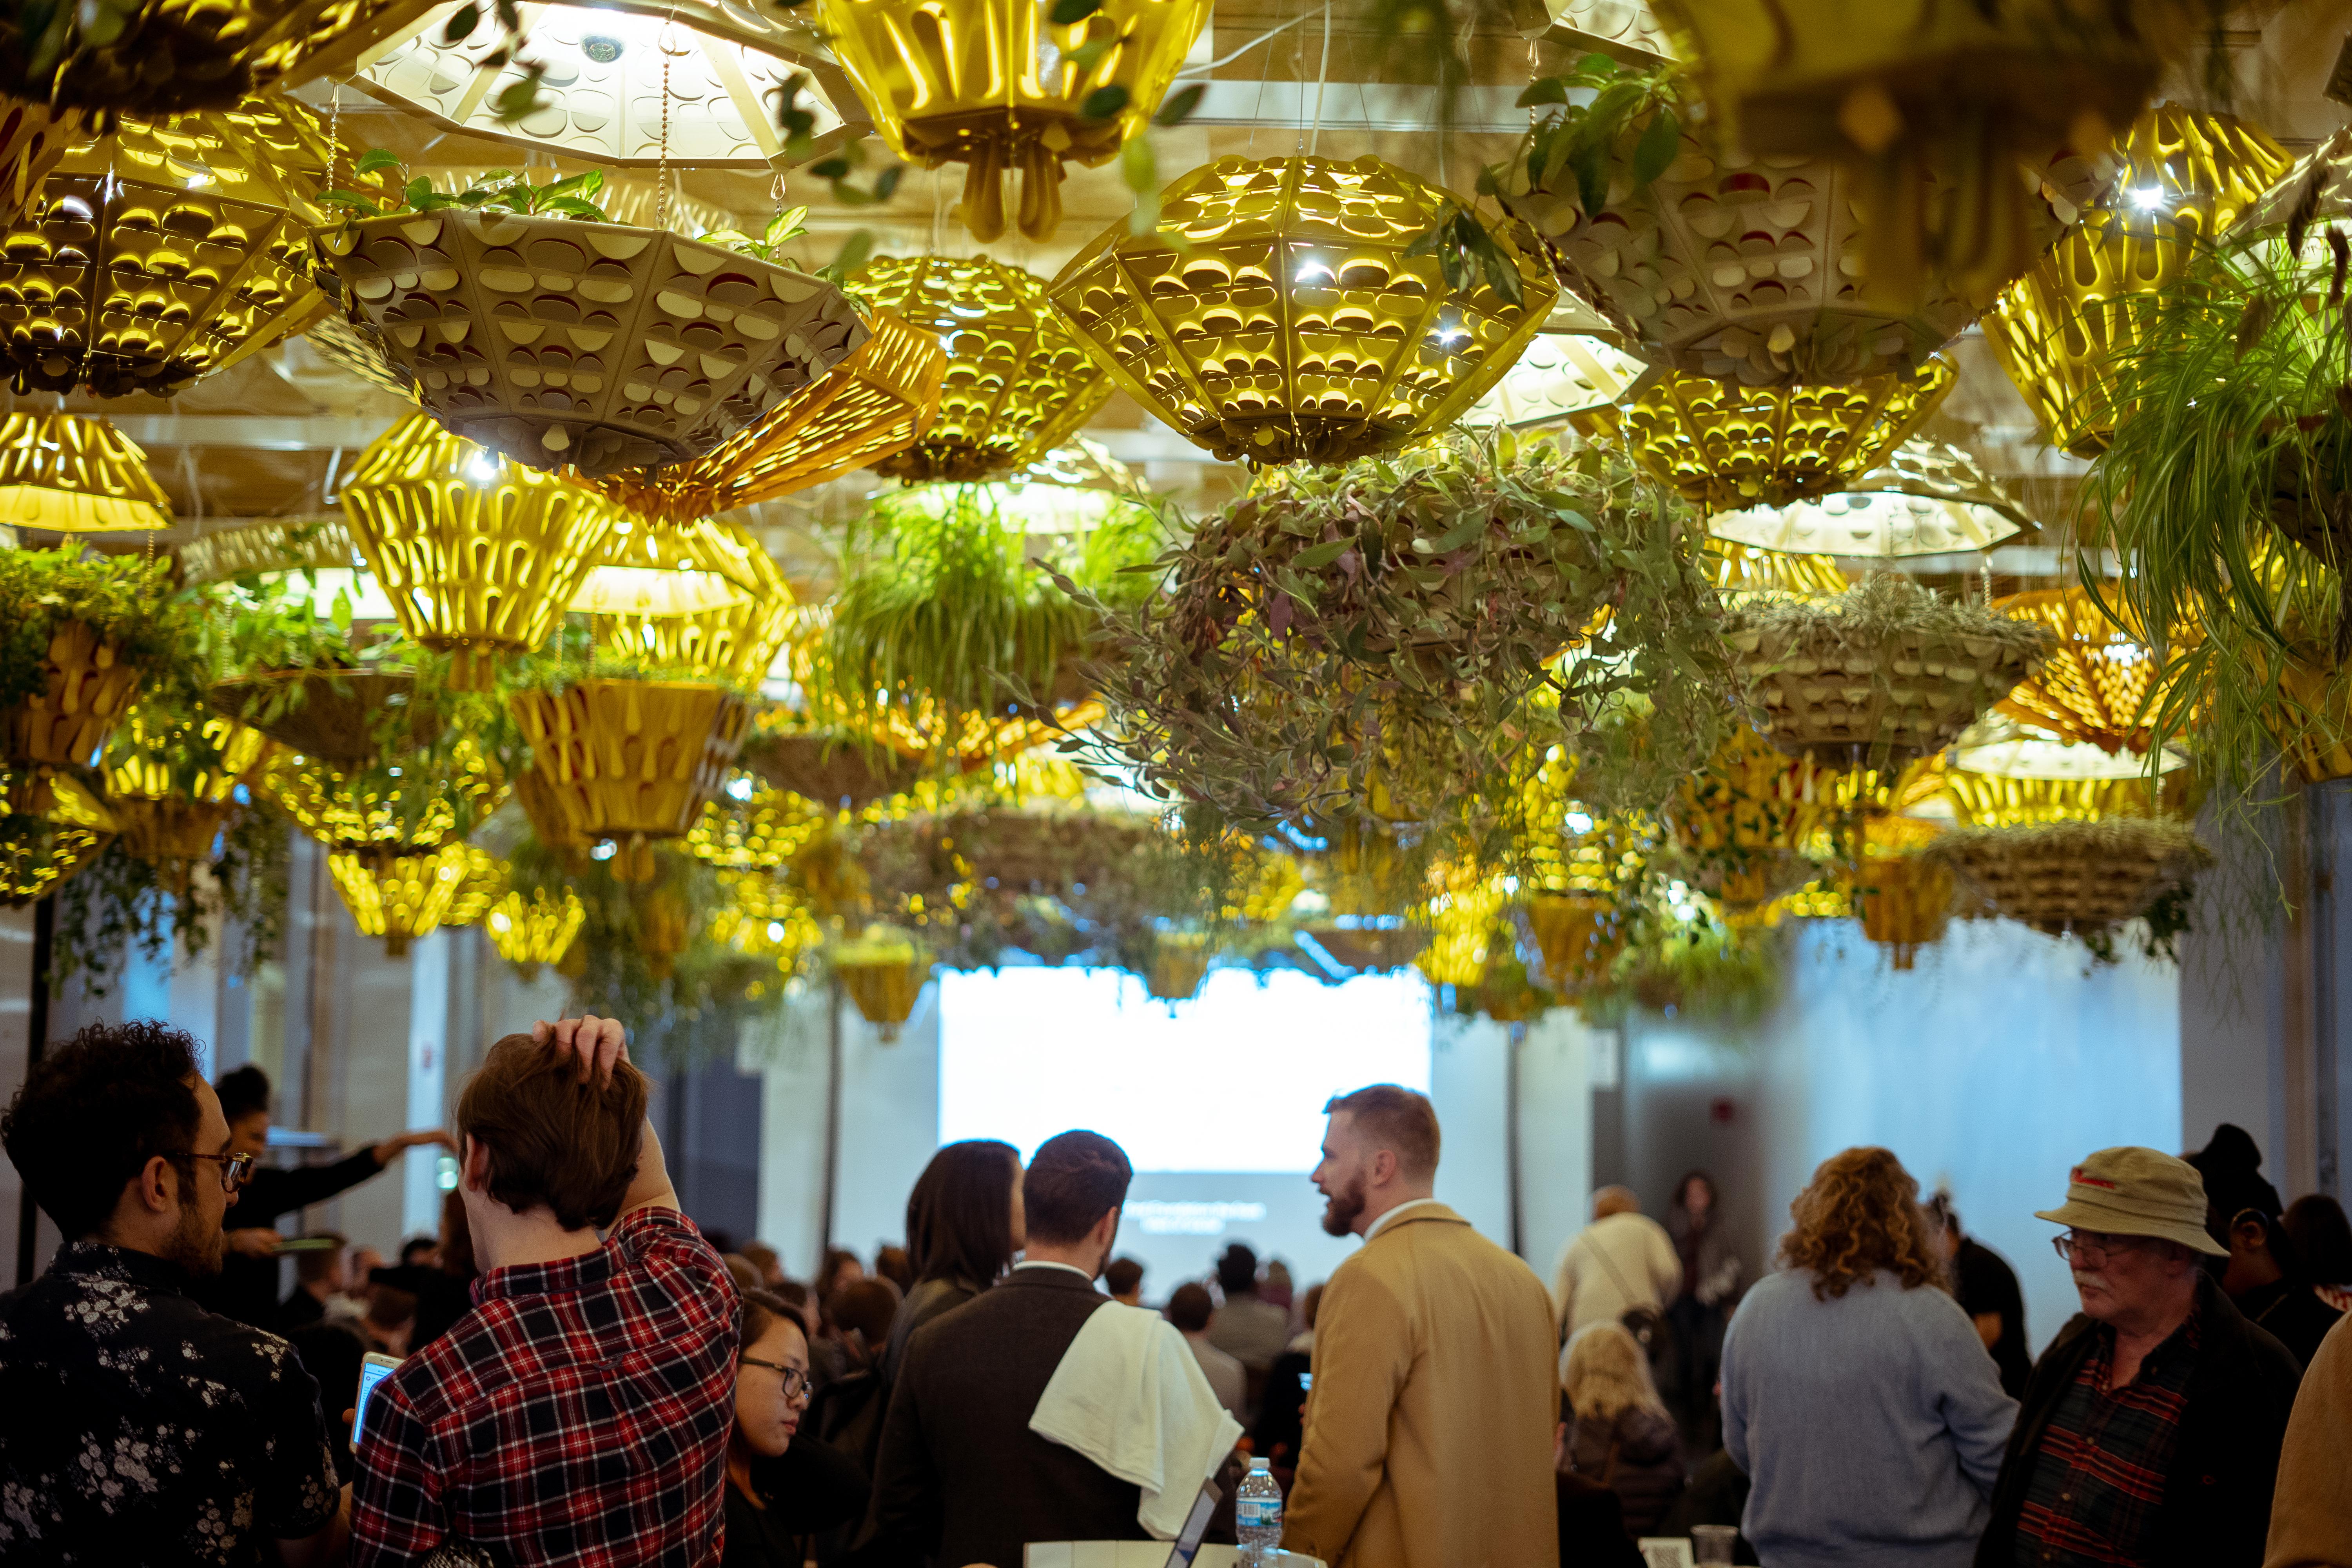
[1719,1146,2017,1568]
[0,1020,347,1566]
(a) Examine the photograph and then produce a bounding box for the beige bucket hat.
[2034,1145,2229,1256]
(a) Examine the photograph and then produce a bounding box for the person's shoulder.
[613,1205,726,1274]
[383,1300,518,1423]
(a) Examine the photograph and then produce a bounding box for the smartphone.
[353,1352,401,1450]
[1299,1372,1313,1393]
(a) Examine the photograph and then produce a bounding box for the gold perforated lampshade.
[585,311,946,521]
[0,100,86,234]
[0,810,109,906]
[9,0,441,118]
[441,845,508,926]
[263,745,508,850]
[569,515,774,616]
[507,679,753,863]
[327,843,474,956]
[1989,587,2169,757]
[1465,332,1647,428]
[1706,439,2027,558]
[0,620,145,800]
[0,412,172,532]
[1984,105,2292,458]
[688,779,830,869]
[0,96,347,397]
[340,415,626,685]
[818,0,1208,242]
[1906,755,2167,826]
[76,704,273,869]
[1668,724,1837,908]
[1587,360,1955,513]
[485,884,587,965]
[1051,156,1558,467]
[1848,853,1953,970]
[855,256,1106,483]
[592,537,796,688]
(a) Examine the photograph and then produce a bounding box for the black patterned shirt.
[0,1240,341,1566]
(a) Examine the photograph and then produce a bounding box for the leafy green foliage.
[0,549,188,711]
[701,205,812,263]
[1060,429,1746,831]
[506,621,764,702]
[321,155,611,223]
[51,802,290,1001]
[1578,911,1781,1029]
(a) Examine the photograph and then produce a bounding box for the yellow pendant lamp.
[485,884,588,967]
[853,255,1107,484]
[0,412,172,532]
[568,514,775,617]
[327,843,475,957]
[339,415,628,688]
[1705,439,2027,559]
[1982,104,2292,458]
[1989,587,2170,759]
[817,0,1209,241]
[1051,155,1558,466]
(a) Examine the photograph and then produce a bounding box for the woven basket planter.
[209,671,440,763]
[741,730,919,809]
[1145,934,1211,1002]
[837,949,930,1040]
[1925,819,2211,938]
[1,618,142,776]
[1528,891,1627,991]
[318,210,870,476]
[1849,856,1954,970]
[508,679,751,863]
[1302,922,1429,974]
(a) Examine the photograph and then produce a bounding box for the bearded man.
[1281,1084,1560,1568]
[0,1022,348,1566]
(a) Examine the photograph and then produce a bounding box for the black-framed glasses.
[167,1151,256,1192]
[741,1357,812,1402]
[2051,1230,2157,1267]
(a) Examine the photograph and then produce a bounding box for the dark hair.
[1216,1243,1259,1297]
[2187,1123,2301,1276]
[294,1232,348,1285]
[455,1033,648,1232]
[2286,1194,2352,1285]
[1,1021,206,1239]
[1674,1170,1718,1213]
[1025,1131,1133,1247]
[367,1283,418,1329]
[1104,1256,1144,1297]
[703,1228,739,1258]
[1323,1085,1441,1180]
[740,1286,813,1354]
[873,1244,915,1293]
[1924,1192,1960,1235]
[817,1248,862,1305]
[1166,1281,1214,1334]
[1301,1282,1324,1329]
[398,1235,437,1267]
[773,1279,811,1309]
[828,1276,902,1348]
[215,1063,271,1127]
[907,1140,1022,1286]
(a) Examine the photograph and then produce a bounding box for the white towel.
[1029,1302,1245,1540]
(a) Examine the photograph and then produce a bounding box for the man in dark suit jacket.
[864,1130,1210,1568]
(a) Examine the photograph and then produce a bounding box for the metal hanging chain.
[654,7,679,233]
[328,78,343,194]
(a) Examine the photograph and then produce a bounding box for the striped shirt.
[2011,1307,2201,1568]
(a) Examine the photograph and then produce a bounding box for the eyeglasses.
[167,1151,256,1193]
[2051,1230,2158,1267]
[740,1357,812,1403]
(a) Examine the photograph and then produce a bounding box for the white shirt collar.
[1014,1259,1098,1282]
[1363,1197,1445,1242]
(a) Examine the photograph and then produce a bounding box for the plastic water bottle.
[1237,1455,1283,1566]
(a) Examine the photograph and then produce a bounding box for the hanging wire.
[1306,0,1332,156]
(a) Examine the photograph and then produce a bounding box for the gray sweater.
[1721,1268,2018,1568]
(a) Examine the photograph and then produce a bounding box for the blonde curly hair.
[1561,1321,1668,1423]
[1778,1146,1949,1300]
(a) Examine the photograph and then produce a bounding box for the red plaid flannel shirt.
[2012,1307,2201,1568]
[350,1206,741,1567]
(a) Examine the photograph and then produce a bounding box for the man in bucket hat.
[1975,1148,2303,1568]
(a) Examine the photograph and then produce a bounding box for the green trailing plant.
[51,801,290,1000]
[321,152,612,223]
[1579,908,1782,1029]
[0,548,189,713]
[702,205,813,263]
[1058,427,1744,831]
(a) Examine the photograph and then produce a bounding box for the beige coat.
[2266,1312,2352,1568]
[1283,1203,1561,1568]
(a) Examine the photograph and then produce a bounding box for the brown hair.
[827,1276,902,1348]
[294,1232,348,1285]
[1166,1281,1214,1334]
[1025,1131,1134,1245]
[455,1033,649,1232]
[1323,1084,1441,1180]
[1779,1146,1948,1300]
[740,1286,813,1354]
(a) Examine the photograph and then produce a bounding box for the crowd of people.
[4,1013,2352,1568]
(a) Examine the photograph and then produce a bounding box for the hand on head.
[533,1015,629,1085]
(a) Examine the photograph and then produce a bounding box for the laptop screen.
[1162,1482,1222,1568]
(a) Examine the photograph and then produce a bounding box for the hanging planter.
[1666,722,1833,910]
[0,550,183,813]
[508,678,752,879]
[0,96,350,397]
[1726,575,2054,765]
[209,670,442,763]
[485,884,586,968]
[1925,818,2211,940]
[1301,921,1430,973]
[338,415,628,689]
[854,255,1107,483]
[1050,155,1558,467]
[584,528,798,691]
[1585,359,1955,513]
[1843,820,1954,972]
[1982,104,2291,457]
[1144,931,1211,1003]
[439,845,507,929]
[1705,438,2028,559]
[818,0,1209,242]
[1528,891,1628,992]
[0,809,109,906]
[586,309,947,515]
[0,98,83,233]
[316,203,871,475]
[739,726,919,809]
[834,927,931,1041]
[327,843,473,956]
[0,411,172,532]
[80,704,272,887]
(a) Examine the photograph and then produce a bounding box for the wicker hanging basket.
[508,679,751,871]
[1,620,142,813]
[1924,818,2210,939]
[317,210,870,476]
[1849,855,1954,970]
[208,670,441,763]
[739,729,920,809]
[1528,891,1628,991]
[1145,933,1212,1002]
[836,935,931,1041]
[1301,922,1430,974]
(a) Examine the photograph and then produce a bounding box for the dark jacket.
[1567,1403,1686,1537]
[1974,1274,2302,1568]
[723,1435,873,1568]
[1559,1472,1647,1568]
[192,1146,386,1329]
[1955,1236,2035,1399]
[862,1265,1161,1568]
[2232,1276,2343,1372]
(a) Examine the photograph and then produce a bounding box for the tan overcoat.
[1281,1202,1561,1568]
[2266,1313,2352,1568]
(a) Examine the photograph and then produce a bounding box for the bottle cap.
[1249,1456,1272,1470]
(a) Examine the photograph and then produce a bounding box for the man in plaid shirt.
[1975,1147,2302,1568]
[352,1015,740,1566]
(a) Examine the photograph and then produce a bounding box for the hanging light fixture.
[485,884,588,966]
[1051,155,1558,466]
[0,411,172,532]
[1705,439,2027,558]
[1586,359,1956,512]
[590,539,797,690]
[852,255,1107,484]
[327,844,474,956]
[0,95,348,397]
[1988,586,2176,759]
[568,514,774,616]
[1464,328,1648,429]
[0,100,86,233]
[339,415,628,688]
[1983,104,2292,457]
[817,0,1209,241]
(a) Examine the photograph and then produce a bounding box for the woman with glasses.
[724,1288,871,1568]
